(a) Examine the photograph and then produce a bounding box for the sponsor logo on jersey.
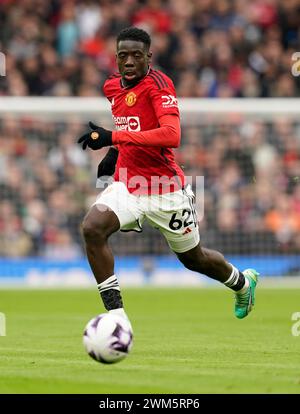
[113,116,141,131]
[161,94,178,108]
[125,92,137,106]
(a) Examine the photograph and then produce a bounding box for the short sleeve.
[103,75,121,103]
[103,80,113,103]
[148,81,179,120]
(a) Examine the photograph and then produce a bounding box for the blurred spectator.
[0,0,299,97]
[42,228,82,259]
[57,3,79,57]
[265,194,300,250]
[0,201,33,256]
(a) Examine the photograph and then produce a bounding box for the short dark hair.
[117,27,151,50]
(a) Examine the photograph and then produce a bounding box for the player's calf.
[176,244,258,318]
[176,244,232,282]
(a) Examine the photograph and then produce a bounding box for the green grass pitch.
[0,287,299,394]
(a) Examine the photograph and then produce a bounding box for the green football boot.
[235,269,259,319]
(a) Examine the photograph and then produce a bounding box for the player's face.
[116,40,152,86]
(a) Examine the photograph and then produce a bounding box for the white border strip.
[0,97,299,115]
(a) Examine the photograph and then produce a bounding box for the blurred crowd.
[0,0,300,97]
[1,0,300,259]
[179,118,300,254]
[1,114,300,258]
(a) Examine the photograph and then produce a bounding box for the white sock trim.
[224,264,239,287]
[97,275,120,293]
[109,308,128,319]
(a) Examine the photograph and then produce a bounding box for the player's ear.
[147,51,152,63]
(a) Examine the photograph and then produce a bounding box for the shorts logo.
[161,95,178,108]
[125,92,137,106]
[113,116,141,131]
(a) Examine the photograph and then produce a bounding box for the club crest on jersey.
[125,92,137,107]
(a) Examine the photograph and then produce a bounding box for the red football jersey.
[103,68,185,195]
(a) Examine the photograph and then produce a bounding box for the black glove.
[97,147,118,178]
[77,121,112,150]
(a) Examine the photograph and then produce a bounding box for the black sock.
[224,265,246,292]
[231,272,246,292]
[97,275,123,310]
[100,289,123,310]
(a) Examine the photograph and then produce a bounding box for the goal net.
[0,97,299,284]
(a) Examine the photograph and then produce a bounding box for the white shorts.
[92,182,200,253]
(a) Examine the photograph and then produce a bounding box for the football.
[83,313,133,364]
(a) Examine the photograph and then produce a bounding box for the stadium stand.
[0,0,300,279]
[0,0,299,98]
[1,110,300,259]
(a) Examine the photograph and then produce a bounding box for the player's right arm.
[112,113,180,148]
[78,73,181,151]
[111,73,181,148]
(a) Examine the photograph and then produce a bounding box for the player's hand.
[77,121,113,150]
[97,147,118,178]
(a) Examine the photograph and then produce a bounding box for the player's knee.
[177,253,197,272]
[81,214,108,243]
[181,259,201,273]
[178,249,209,273]
[82,206,120,244]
